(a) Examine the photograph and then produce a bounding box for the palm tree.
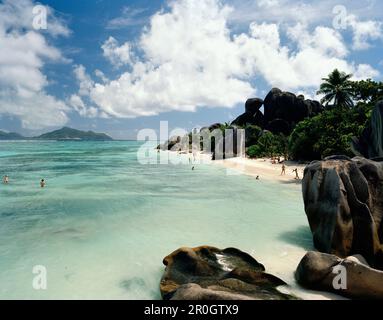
[317,69,354,108]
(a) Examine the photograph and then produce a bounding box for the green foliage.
[243,70,383,161]
[317,69,354,108]
[350,79,383,104]
[288,106,371,160]
[244,125,262,147]
[247,131,288,159]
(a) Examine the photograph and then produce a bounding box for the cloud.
[0,0,70,129]
[83,0,378,119]
[73,64,94,96]
[70,65,107,118]
[101,37,133,67]
[89,0,256,118]
[348,15,383,50]
[106,7,149,29]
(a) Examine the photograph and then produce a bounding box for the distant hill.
[35,127,113,141]
[0,130,25,140]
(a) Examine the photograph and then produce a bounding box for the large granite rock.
[296,251,383,299]
[160,246,296,300]
[158,136,182,151]
[302,156,383,269]
[245,98,263,114]
[231,89,322,135]
[352,101,383,159]
[263,88,323,134]
[231,98,264,128]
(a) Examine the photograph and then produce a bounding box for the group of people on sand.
[280,163,301,180]
[2,175,46,188]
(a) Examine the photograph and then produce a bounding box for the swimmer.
[40,179,46,188]
[3,175,9,184]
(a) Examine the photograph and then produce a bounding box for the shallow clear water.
[0,141,313,299]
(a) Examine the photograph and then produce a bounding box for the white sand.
[213,156,308,183]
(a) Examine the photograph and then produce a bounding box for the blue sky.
[0,0,382,139]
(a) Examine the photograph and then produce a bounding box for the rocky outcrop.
[263,89,323,135]
[232,98,264,128]
[302,156,383,269]
[160,246,296,300]
[352,101,383,159]
[157,136,182,151]
[231,89,323,135]
[296,251,383,299]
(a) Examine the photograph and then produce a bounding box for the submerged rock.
[302,156,383,269]
[160,246,296,300]
[296,251,383,299]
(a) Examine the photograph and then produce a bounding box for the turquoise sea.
[0,141,314,299]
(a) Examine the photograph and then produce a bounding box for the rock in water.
[160,246,296,300]
[352,101,383,159]
[296,251,383,299]
[302,156,383,269]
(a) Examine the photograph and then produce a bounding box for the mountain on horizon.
[0,127,113,141]
[36,127,113,141]
[0,130,26,140]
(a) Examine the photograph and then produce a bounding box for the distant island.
[0,127,113,141]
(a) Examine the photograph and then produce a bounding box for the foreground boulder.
[296,251,383,299]
[302,156,383,269]
[160,246,296,300]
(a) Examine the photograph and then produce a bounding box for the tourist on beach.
[40,179,46,188]
[3,175,9,184]
[192,166,195,171]
[293,168,300,180]
[281,164,286,176]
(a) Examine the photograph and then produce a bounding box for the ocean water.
[0,141,314,299]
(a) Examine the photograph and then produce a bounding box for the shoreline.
[213,156,308,184]
[165,150,343,300]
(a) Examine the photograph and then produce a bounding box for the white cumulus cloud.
[101,36,133,67]
[82,0,378,119]
[0,0,70,129]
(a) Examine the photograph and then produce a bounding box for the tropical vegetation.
[245,69,382,161]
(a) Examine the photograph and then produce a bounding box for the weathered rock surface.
[231,88,322,135]
[352,100,383,159]
[231,98,264,128]
[263,88,323,134]
[302,156,383,269]
[296,251,383,299]
[160,246,296,300]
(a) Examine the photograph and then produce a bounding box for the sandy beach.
[214,156,309,184]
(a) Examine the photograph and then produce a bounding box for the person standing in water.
[3,175,9,184]
[281,164,286,176]
[40,179,46,188]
